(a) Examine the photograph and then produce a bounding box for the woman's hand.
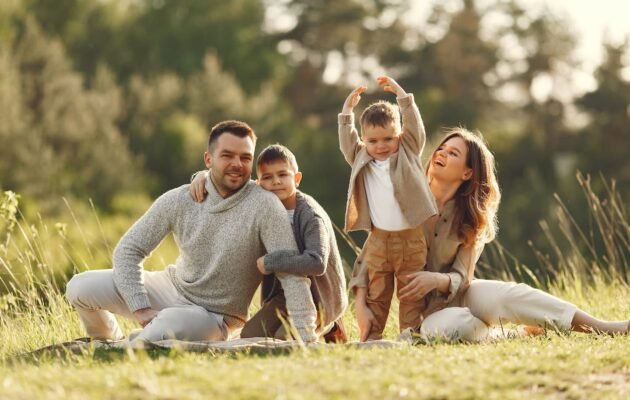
[354,287,379,341]
[398,271,449,302]
[189,171,208,202]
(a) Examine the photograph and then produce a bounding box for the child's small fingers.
[360,322,371,341]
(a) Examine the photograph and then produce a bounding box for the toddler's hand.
[377,76,406,97]
[355,300,379,342]
[342,86,367,113]
[189,171,208,202]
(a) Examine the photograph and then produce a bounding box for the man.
[66,120,313,342]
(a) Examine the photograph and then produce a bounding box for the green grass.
[1,333,629,399]
[0,279,628,400]
[1,174,629,399]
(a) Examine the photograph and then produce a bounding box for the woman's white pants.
[420,280,577,342]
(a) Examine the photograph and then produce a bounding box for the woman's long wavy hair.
[428,128,501,247]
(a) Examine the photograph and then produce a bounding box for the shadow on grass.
[5,341,309,366]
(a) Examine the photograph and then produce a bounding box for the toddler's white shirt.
[363,158,412,231]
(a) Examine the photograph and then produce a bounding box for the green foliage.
[0,3,629,397]
[0,16,141,211]
[0,191,20,234]
[0,0,628,273]
[576,41,630,198]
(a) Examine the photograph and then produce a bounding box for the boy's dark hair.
[359,101,401,133]
[208,120,257,151]
[256,144,299,173]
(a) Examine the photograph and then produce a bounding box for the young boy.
[190,145,348,342]
[339,76,438,340]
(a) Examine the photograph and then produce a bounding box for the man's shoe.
[323,319,348,344]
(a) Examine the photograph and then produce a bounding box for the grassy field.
[1,177,629,399]
[1,282,629,400]
[0,291,628,400]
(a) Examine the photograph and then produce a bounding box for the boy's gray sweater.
[112,180,297,329]
[262,191,348,328]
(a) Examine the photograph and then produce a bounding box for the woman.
[351,128,629,341]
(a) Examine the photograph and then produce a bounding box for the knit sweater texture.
[112,179,297,328]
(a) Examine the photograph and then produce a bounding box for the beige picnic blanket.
[22,337,407,359]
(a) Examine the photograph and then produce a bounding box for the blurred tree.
[24,0,285,93]
[122,72,186,194]
[391,0,498,132]
[263,0,413,238]
[1,0,622,277]
[480,1,579,269]
[0,0,24,43]
[277,0,409,112]
[490,0,576,148]
[576,40,630,191]
[0,17,140,211]
[0,41,28,188]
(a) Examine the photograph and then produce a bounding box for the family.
[65,76,629,344]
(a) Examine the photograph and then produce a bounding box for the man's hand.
[377,76,406,98]
[256,256,270,275]
[189,171,209,202]
[342,86,367,114]
[133,308,159,327]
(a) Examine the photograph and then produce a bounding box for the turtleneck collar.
[204,174,256,214]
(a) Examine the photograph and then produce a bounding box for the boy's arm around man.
[262,192,348,330]
[263,193,331,277]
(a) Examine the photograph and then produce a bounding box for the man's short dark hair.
[256,144,299,173]
[359,101,401,132]
[208,120,257,151]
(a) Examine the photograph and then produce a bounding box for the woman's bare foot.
[571,310,629,334]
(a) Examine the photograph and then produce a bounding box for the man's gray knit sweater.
[112,180,297,328]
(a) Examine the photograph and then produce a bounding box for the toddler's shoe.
[323,319,348,344]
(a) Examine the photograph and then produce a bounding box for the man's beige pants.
[66,270,230,342]
[420,279,578,342]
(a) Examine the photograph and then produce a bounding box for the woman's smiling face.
[428,136,472,184]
